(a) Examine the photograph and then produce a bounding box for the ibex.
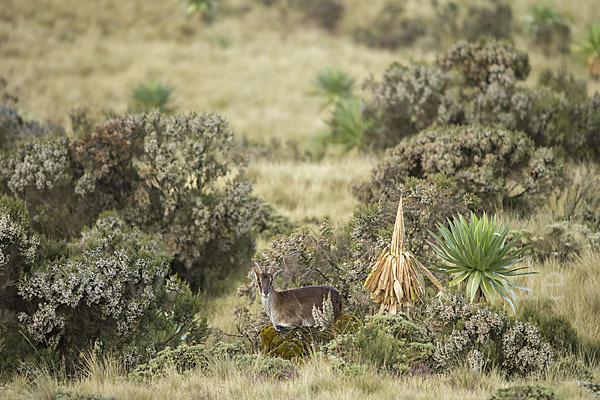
[253,263,342,331]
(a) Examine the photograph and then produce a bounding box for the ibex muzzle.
[253,263,342,331]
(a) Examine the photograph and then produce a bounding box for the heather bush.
[426,294,554,377]
[354,2,427,50]
[434,0,514,42]
[361,64,453,148]
[488,384,556,400]
[519,222,600,262]
[0,195,39,312]
[0,104,64,151]
[130,344,209,380]
[362,40,600,158]
[1,112,262,291]
[304,0,344,32]
[324,313,434,374]
[362,125,560,210]
[17,213,206,369]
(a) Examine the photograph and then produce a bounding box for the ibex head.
[253,262,280,297]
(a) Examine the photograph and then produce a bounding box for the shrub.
[573,24,600,79]
[130,80,176,114]
[362,40,600,158]
[488,384,556,400]
[519,222,600,262]
[520,302,580,355]
[429,212,532,312]
[324,313,434,374]
[354,2,427,50]
[427,294,554,377]
[17,213,205,369]
[363,125,561,210]
[305,0,344,32]
[130,344,208,380]
[537,68,587,103]
[362,64,453,149]
[1,112,262,291]
[434,0,514,43]
[0,136,85,239]
[0,104,64,151]
[0,195,39,312]
[525,4,570,55]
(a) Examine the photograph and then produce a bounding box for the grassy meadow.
[1,0,600,398]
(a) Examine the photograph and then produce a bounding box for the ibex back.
[253,264,342,331]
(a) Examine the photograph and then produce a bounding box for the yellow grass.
[247,153,374,225]
[3,355,597,400]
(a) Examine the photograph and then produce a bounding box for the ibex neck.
[260,289,277,315]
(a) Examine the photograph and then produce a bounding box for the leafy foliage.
[525,4,570,55]
[130,80,176,114]
[429,212,532,311]
[573,24,600,78]
[324,313,434,374]
[311,69,355,107]
[363,125,561,210]
[322,99,371,151]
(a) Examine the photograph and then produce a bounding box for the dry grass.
[247,153,374,225]
[2,355,596,400]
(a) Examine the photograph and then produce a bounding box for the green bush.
[17,213,206,369]
[130,80,176,114]
[311,68,355,107]
[488,384,556,400]
[362,125,561,210]
[130,344,208,380]
[525,4,570,55]
[520,302,580,355]
[324,313,434,374]
[427,294,554,377]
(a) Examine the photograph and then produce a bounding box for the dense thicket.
[362,40,600,160]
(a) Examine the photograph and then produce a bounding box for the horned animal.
[253,263,342,331]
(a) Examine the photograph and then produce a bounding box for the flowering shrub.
[17,213,205,368]
[0,104,64,151]
[362,40,600,159]
[362,125,561,209]
[426,294,554,377]
[1,111,262,291]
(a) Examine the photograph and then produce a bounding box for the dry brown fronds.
[364,196,443,314]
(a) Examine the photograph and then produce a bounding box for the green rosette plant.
[428,212,533,312]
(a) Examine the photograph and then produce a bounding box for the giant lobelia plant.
[364,197,444,314]
[428,212,533,312]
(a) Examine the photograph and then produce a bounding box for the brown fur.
[254,264,342,330]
